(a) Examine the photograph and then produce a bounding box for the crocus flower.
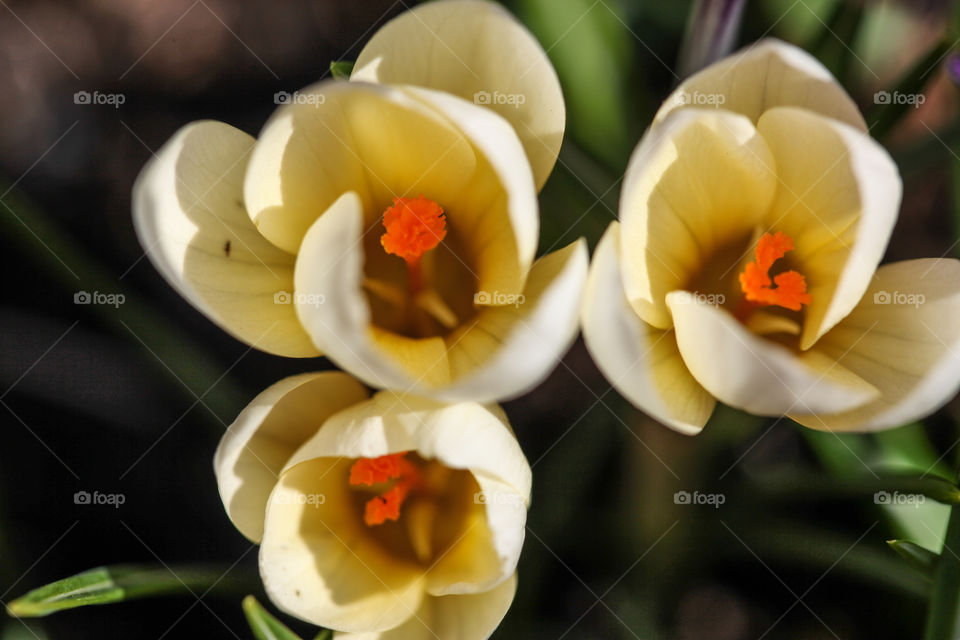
[214,371,530,638]
[582,39,960,434]
[133,0,585,402]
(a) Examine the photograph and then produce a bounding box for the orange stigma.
[738,231,811,312]
[348,452,422,526]
[381,195,446,262]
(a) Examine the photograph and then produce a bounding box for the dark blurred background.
[0,0,957,638]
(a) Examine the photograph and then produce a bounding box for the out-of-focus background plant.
[1,0,959,638]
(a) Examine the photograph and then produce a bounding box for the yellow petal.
[281,391,529,596]
[403,86,540,293]
[294,196,582,401]
[352,0,564,190]
[657,38,866,130]
[338,574,517,640]
[582,223,715,434]
[132,120,318,357]
[244,81,475,255]
[261,457,425,632]
[423,475,525,596]
[292,191,427,392]
[284,392,531,501]
[794,259,960,432]
[619,109,776,328]
[667,291,878,416]
[213,372,369,542]
[756,106,901,350]
[440,239,588,401]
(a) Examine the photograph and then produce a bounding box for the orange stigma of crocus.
[738,231,811,312]
[380,195,446,293]
[348,452,422,526]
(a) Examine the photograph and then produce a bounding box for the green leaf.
[517,0,634,169]
[888,539,939,579]
[7,565,227,618]
[925,492,960,640]
[242,596,306,640]
[329,60,354,80]
[312,631,333,640]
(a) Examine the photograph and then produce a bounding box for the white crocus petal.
[261,457,425,632]
[439,239,588,402]
[294,195,584,401]
[213,372,369,542]
[619,109,777,329]
[666,291,879,416]
[582,223,715,434]
[293,191,413,391]
[794,259,960,432]
[284,392,531,501]
[422,474,525,595]
[338,574,517,640]
[404,86,540,287]
[279,392,529,597]
[756,107,901,350]
[132,120,318,357]
[656,38,866,131]
[243,81,477,256]
[352,0,564,191]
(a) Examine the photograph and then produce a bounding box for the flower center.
[738,231,811,312]
[380,195,447,295]
[348,452,423,526]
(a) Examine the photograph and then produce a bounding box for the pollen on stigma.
[380,195,447,293]
[349,452,423,526]
[738,231,811,312]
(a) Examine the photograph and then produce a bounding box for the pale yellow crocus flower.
[214,371,530,639]
[583,39,960,434]
[133,0,586,402]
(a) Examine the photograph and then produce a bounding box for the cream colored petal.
[756,107,901,350]
[619,109,777,329]
[338,574,517,640]
[666,291,879,416]
[582,223,715,434]
[244,81,471,253]
[657,38,866,130]
[281,391,529,596]
[245,80,533,295]
[284,392,531,500]
[438,239,588,402]
[293,191,416,392]
[213,372,369,542]
[132,120,318,357]
[261,457,425,632]
[793,259,960,432]
[294,196,579,401]
[423,475,525,595]
[403,86,540,289]
[352,0,564,190]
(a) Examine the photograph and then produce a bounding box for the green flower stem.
[925,485,960,640]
